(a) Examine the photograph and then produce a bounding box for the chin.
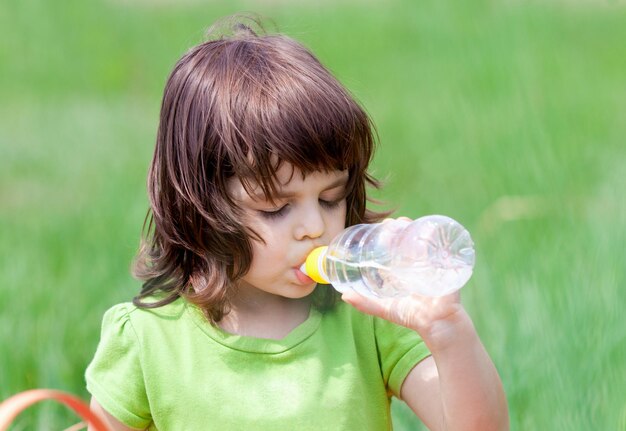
[284,284,316,299]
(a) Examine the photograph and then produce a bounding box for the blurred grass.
[1,0,625,429]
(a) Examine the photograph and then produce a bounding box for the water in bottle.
[301,215,475,298]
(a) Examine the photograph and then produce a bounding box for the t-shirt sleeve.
[373,316,431,397]
[85,303,152,429]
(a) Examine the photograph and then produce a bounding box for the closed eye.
[259,205,289,219]
[319,199,343,210]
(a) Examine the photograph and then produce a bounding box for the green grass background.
[1,0,625,429]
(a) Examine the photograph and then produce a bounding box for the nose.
[294,205,325,240]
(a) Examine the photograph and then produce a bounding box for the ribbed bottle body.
[323,215,475,297]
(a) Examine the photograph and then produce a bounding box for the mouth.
[293,245,325,285]
[294,267,316,285]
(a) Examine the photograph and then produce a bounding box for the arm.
[342,290,509,431]
[89,397,144,431]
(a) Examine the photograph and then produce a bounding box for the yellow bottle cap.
[303,246,330,284]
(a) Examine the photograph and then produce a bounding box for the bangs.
[209,35,375,200]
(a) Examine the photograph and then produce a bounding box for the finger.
[341,290,392,321]
[408,290,460,303]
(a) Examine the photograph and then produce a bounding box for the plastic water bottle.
[300,215,475,298]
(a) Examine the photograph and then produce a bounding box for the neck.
[219,290,312,340]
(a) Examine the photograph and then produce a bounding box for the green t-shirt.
[85,297,430,430]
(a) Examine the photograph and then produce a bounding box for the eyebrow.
[252,175,349,200]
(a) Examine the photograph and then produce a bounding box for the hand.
[341,216,471,350]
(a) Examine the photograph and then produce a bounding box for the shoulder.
[98,297,188,339]
[322,300,430,365]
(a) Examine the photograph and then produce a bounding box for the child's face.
[228,164,348,300]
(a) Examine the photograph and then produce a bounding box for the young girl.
[86,15,508,431]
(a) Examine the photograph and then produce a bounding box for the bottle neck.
[303,246,330,284]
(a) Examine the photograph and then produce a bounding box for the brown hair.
[132,15,387,323]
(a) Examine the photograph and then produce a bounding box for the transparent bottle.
[301,215,475,298]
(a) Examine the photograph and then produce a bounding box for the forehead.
[227,164,348,201]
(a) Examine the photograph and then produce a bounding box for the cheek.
[329,204,348,235]
[245,240,271,280]
[248,226,286,261]
[251,221,279,245]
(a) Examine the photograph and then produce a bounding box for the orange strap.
[0,389,110,431]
